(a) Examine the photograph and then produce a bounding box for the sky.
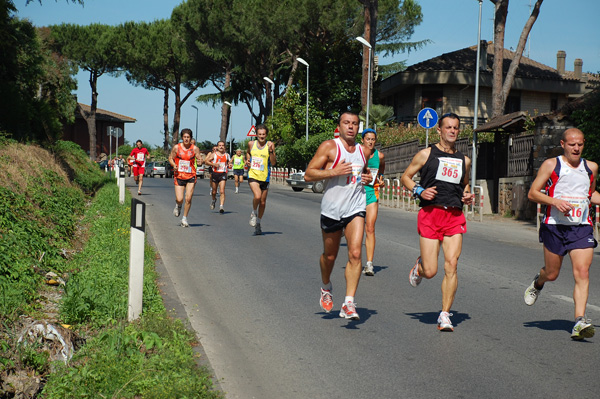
[15,0,600,149]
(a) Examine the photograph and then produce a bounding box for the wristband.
[412,184,425,199]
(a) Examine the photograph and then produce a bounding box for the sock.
[181,216,187,222]
[533,276,544,290]
[575,316,585,323]
[220,204,224,209]
[344,296,354,304]
[322,282,332,291]
[366,261,373,267]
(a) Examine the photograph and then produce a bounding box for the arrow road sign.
[417,107,439,129]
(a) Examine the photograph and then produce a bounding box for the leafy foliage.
[572,91,600,162]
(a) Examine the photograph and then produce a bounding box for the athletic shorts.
[366,186,379,205]
[248,178,269,191]
[175,177,196,186]
[233,169,244,176]
[132,165,144,177]
[211,172,227,183]
[539,224,597,256]
[321,211,366,233]
[417,205,466,241]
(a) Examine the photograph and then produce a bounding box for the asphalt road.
[130,175,600,399]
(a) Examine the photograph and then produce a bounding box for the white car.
[285,172,325,193]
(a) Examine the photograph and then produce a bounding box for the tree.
[490,0,544,118]
[51,23,121,160]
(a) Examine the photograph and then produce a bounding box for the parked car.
[285,172,325,193]
[144,162,154,177]
[152,161,167,177]
[196,162,205,179]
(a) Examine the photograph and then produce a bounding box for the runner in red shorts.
[128,140,149,195]
[401,113,474,332]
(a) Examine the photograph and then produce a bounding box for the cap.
[361,128,377,139]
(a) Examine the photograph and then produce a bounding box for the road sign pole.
[128,198,145,321]
[426,129,429,148]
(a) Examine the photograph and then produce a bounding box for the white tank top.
[543,156,593,225]
[321,138,367,220]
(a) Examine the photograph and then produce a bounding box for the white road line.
[552,295,600,313]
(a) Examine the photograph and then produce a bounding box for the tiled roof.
[405,42,597,83]
[77,103,136,123]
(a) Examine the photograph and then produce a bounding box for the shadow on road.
[523,319,574,332]
[405,311,471,327]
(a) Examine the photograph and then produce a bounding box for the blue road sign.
[417,107,439,129]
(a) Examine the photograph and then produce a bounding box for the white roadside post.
[119,167,125,204]
[128,198,146,321]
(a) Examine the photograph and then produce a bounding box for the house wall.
[62,118,125,158]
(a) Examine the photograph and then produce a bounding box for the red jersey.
[174,143,197,180]
[130,147,149,167]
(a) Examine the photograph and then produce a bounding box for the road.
[131,176,600,399]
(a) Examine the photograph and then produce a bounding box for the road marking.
[552,295,600,313]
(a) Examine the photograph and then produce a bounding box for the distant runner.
[232,148,245,193]
[128,140,149,195]
[205,141,232,213]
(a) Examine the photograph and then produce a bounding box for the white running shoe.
[339,301,360,320]
[571,317,595,340]
[173,205,181,217]
[524,274,541,306]
[437,311,454,331]
[180,218,189,228]
[363,261,374,276]
[249,212,257,227]
[409,257,422,287]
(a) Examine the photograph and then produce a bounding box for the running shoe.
[571,318,595,340]
[173,205,181,217]
[180,218,189,228]
[339,301,360,320]
[249,212,257,227]
[210,199,216,210]
[319,288,333,313]
[253,223,262,236]
[219,207,224,214]
[437,311,454,331]
[524,274,541,306]
[138,190,141,195]
[235,188,239,193]
[363,261,374,276]
[409,256,422,287]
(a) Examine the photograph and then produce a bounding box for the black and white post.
[128,198,145,321]
[119,167,125,204]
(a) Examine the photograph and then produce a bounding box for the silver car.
[285,172,325,193]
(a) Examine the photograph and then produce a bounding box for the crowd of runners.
[128,112,597,341]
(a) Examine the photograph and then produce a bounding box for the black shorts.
[233,169,244,176]
[211,172,227,183]
[175,177,196,186]
[320,211,366,233]
[248,178,269,191]
[539,224,597,256]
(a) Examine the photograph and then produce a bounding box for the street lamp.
[191,105,199,142]
[224,101,233,153]
[356,36,372,130]
[471,0,483,200]
[263,76,274,125]
[297,57,310,142]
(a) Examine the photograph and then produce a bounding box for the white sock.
[182,216,187,222]
[345,296,354,304]
[366,261,373,267]
[322,282,332,291]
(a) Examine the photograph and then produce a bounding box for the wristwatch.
[412,184,424,199]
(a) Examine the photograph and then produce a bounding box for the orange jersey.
[174,143,197,180]
[213,152,230,173]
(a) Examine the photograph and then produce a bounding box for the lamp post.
[297,57,310,142]
[356,36,372,130]
[224,101,233,153]
[263,76,274,126]
[471,0,483,198]
[191,105,199,142]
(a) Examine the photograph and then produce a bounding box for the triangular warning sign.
[334,127,339,138]
[247,125,256,137]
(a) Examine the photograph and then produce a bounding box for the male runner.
[128,140,149,195]
[401,113,474,332]
[305,111,372,321]
[524,128,599,340]
[361,128,385,276]
[232,148,245,193]
[205,141,232,213]
[246,124,276,236]
[168,129,201,227]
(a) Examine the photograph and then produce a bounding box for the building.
[62,103,136,158]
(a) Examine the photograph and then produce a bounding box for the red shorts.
[417,205,467,241]
[132,164,144,177]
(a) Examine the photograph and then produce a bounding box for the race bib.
[216,162,227,173]
[136,152,145,162]
[178,159,191,173]
[234,157,242,166]
[345,164,363,187]
[556,196,589,224]
[435,157,463,184]
[251,156,264,171]
[369,168,379,187]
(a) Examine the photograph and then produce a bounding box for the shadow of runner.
[523,319,574,333]
[405,311,471,327]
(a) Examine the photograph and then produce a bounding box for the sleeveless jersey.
[248,141,270,182]
[321,138,367,220]
[365,148,381,194]
[130,147,148,167]
[543,156,593,226]
[213,152,230,173]
[232,154,245,170]
[419,145,466,209]
[174,143,197,180]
